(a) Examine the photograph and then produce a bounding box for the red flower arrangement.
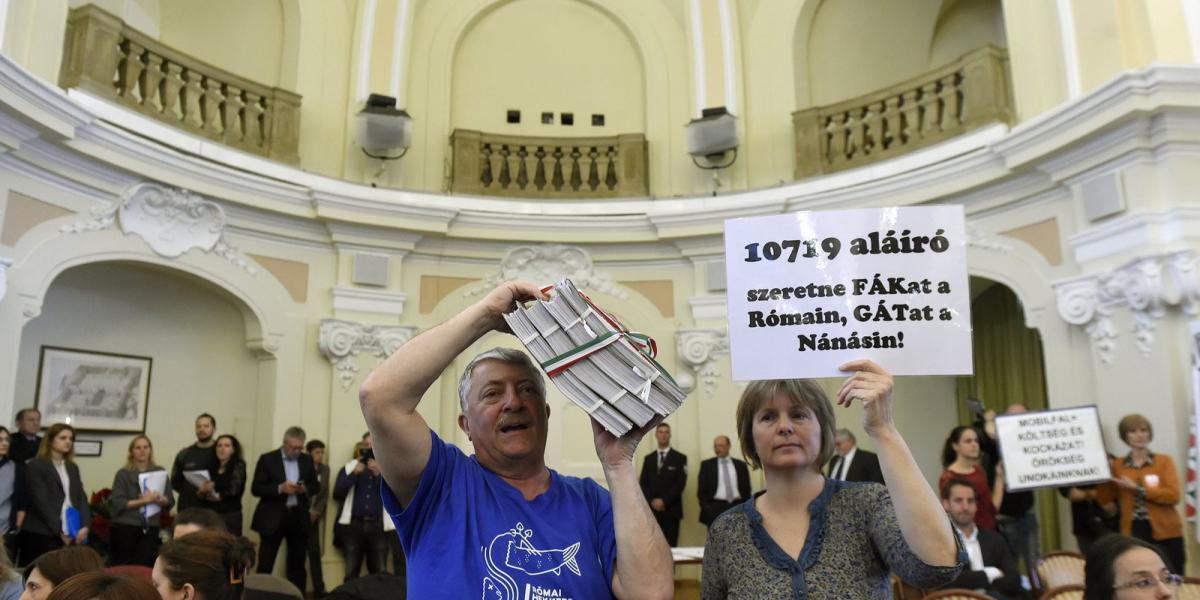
[87,488,113,554]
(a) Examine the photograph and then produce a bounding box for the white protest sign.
[995,406,1112,492]
[723,206,972,380]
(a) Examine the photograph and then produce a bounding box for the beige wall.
[158,0,285,88]
[14,262,263,503]
[450,0,646,136]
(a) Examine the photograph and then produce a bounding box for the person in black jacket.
[9,408,41,465]
[826,428,885,484]
[201,434,246,536]
[250,425,320,593]
[170,413,218,512]
[639,422,687,546]
[18,423,90,567]
[941,477,1029,600]
[697,435,751,527]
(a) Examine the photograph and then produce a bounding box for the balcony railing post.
[959,46,1013,130]
[792,107,824,180]
[615,134,647,197]
[59,5,123,99]
[449,129,485,196]
[267,89,301,164]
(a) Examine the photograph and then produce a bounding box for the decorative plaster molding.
[676,329,730,396]
[466,245,627,299]
[688,295,728,321]
[331,286,407,315]
[965,226,1015,253]
[0,256,11,303]
[318,319,416,390]
[1054,251,1191,361]
[60,182,256,274]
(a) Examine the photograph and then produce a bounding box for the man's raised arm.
[358,281,546,506]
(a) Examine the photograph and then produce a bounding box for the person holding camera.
[333,432,392,581]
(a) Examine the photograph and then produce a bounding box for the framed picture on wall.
[73,440,103,457]
[34,346,152,433]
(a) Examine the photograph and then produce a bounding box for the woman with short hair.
[1096,414,1186,575]
[700,360,964,598]
[152,529,255,600]
[109,435,174,566]
[19,425,89,565]
[19,545,104,600]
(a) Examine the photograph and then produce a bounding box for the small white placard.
[995,406,1112,492]
[723,207,972,380]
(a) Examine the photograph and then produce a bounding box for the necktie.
[839,456,850,481]
[833,457,844,480]
[720,459,734,501]
[658,450,666,469]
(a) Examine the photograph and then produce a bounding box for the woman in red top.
[939,425,1003,530]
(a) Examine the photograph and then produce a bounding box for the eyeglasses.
[1113,573,1183,591]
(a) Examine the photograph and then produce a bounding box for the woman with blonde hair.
[109,435,174,566]
[700,360,964,598]
[18,424,89,565]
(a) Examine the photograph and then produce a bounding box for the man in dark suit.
[305,439,330,597]
[251,426,320,593]
[697,435,750,527]
[941,478,1029,600]
[826,428,884,484]
[9,408,41,464]
[639,422,687,546]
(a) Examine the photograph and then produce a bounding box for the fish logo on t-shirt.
[482,522,582,600]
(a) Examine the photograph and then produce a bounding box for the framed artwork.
[35,346,152,433]
[73,440,103,457]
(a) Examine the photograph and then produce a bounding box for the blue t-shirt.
[383,430,618,600]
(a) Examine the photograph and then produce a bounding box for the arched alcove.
[801,0,1006,108]
[13,261,265,497]
[450,0,646,135]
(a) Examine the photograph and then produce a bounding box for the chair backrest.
[243,573,303,600]
[1035,551,1086,592]
[1038,584,1085,600]
[104,564,152,584]
[920,589,994,600]
[1178,576,1200,600]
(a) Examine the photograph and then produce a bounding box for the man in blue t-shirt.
[359,281,673,600]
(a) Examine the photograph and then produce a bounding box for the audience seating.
[1038,584,1084,600]
[243,573,304,600]
[919,589,993,600]
[104,564,152,584]
[1179,576,1200,600]
[1033,551,1085,593]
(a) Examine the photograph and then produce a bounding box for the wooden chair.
[920,589,993,600]
[1039,584,1085,600]
[891,574,926,600]
[1033,551,1086,594]
[1178,576,1200,600]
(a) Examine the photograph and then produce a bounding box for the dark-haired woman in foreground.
[701,360,964,599]
[1084,534,1180,600]
[152,529,255,600]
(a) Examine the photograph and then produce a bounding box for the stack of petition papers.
[504,279,686,435]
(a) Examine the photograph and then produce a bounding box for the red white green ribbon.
[536,283,660,378]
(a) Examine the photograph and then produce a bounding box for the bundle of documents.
[504,279,686,435]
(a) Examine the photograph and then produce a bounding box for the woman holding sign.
[1096,414,1185,575]
[109,435,174,566]
[700,360,964,598]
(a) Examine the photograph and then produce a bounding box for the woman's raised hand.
[836,359,896,437]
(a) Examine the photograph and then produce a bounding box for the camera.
[358,447,374,463]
